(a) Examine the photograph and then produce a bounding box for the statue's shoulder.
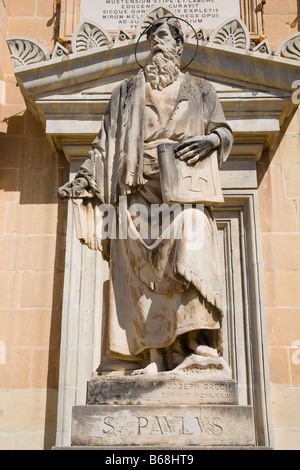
[109,74,138,106]
[187,74,216,95]
[114,71,143,98]
[182,74,217,103]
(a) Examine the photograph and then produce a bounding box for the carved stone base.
[87,375,238,406]
[171,354,232,379]
[71,404,255,447]
[71,369,256,448]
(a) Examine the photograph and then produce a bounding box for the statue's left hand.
[175,134,220,166]
[57,177,89,200]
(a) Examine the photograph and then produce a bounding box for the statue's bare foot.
[131,348,164,375]
[187,331,219,358]
[193,344,219,358]
[131,361,162,375]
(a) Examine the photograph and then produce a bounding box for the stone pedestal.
[71,404,255,447]
[86,375,238,405]
[69,375,256,448]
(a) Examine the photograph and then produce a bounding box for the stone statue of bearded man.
[58,18,234,376]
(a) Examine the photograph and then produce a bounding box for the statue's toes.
[194,345,219,358]
[131,368,143,376]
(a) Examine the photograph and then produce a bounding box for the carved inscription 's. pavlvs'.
[92,413,224,437]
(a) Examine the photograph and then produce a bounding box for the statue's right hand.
[57,177,89,200]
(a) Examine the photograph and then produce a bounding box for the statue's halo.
[134,16,199,71]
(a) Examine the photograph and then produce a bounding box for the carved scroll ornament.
[6,10,300,70]
[6,36,48,67]
[209,18,250,50]
[277,33,300,61]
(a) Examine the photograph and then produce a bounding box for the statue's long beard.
[145,48,181,90]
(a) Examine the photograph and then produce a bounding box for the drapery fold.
[69,71,233,358]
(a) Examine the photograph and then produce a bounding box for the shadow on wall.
[290,0,300,30]
[256,106,298,188]
[0,109,69,449]
[0,110,69,204]
[43,218,67,450]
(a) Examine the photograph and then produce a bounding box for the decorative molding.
[252,38,271,55]
[216,191,274,447]
[51,41,70,58]
[6,14,300,69]
[277,32,300,61]
[6,36,48,68]
[192,28,208,44]
[240,0,264,37]
[209,17,250,50]
[8,36,298,158]
[59,0,81,41]
[71,20,112,53]
[114,29,133,44]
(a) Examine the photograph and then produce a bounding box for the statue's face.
[148,22,182,57]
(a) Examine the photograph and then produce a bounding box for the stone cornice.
[6,13,300,163]
[7,13,300,100]
[11,39,300,99]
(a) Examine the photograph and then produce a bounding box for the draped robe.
[73,71,233,367]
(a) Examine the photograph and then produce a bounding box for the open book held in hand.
[158,142,224,206]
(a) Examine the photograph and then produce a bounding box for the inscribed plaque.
[80,0,241,31]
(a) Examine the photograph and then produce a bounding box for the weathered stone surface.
[58,18,234,381]
[87,375,238,406]
[171,354,232,379]
[71,404,255,447]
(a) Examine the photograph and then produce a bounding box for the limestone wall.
[264,0,300,49]
[258,1,300,450]
[0,0,68,449]
[257,106,300,449]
